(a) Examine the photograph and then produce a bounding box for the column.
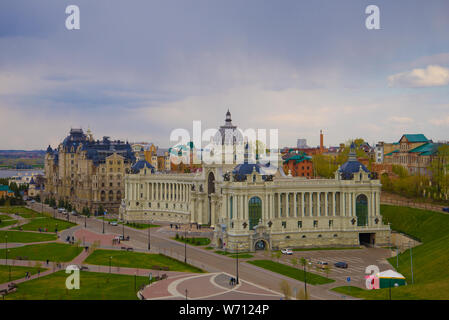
[211,199,216,227]
[325,192,328,216]
[286,192,290,217]
[264,193,268,220]
[293,193,297,217]
[277,193,281,217]
[318,192,321,216]
[332,191,337,217]
[301,192,305,217]
[352,192,356,217]
[309,192,312,216]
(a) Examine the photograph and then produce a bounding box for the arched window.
[248,196,262,230]
[100,190,106,202]
[108,190,113,201]
[356,194,368,226]
[116,190,122,201]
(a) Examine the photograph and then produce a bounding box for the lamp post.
[85,215,87,228]
[184,225,187,263]
[109,256,112,274]
[410,241,414,285]
[53,207,56,219]
[235,242,239,285]
[102,212,105,234]
[122,220,125,240]
[5,235,11,281]
[148,219,152,251]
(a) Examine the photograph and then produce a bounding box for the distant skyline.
[1,0,449,149]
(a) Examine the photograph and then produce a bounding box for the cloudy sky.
[1,0,449,150]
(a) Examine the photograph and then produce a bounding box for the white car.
[281,248,293,255]
[109,221,118,226]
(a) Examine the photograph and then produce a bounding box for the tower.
[320,130,324,153]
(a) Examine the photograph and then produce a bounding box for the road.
[30,203,366,300]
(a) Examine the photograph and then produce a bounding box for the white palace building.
[120,111,390,252]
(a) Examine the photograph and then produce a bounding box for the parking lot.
[254,247,394,288]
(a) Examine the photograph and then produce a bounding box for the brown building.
[282,151,314,177]
[43,129,135,214]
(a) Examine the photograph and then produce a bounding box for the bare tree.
[280,280,292,300]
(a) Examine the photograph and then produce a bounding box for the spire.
[225,109,232,124]
[348,141,357,161]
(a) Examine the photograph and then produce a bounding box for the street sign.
[347,277,351,283]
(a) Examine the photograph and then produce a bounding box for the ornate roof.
[131,160,155,174]
[338,142,369,178]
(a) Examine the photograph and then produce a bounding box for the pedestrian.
[46,259,49,265]
[170,223,173,229]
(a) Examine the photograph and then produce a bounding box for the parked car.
[442,207,449,213]
[334,262,348,269]
[109,221,118,226]
[71,211,78,216]
[316,261,329,269]
[281,248,293,255]
[31,200,35,203]
[57,208,65,213]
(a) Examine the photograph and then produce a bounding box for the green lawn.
[173,236,211,246]
[247,260,335,285]
[0,214,13,220]
[0,265,44,284]
[4,270,149,300]
[332,205,449,300]
[0,206,40,217]
[0,230,57,243]
[0,243,83,262]
[125,222,160,229]
[85,249,204,273]
[13,217,76,232]
[0,219,18,228]
[213,250,253,259]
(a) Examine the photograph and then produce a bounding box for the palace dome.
[131,160,155,174]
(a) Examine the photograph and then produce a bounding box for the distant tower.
[320,130,324,152]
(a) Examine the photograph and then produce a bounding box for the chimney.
[320,130,324,152]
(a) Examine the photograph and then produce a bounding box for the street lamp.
[148,219,152,251]
[122,220,125,239]
[109,256,112,274]
[102,212,105,234]
[184,225,187,263]
[5,235,10,281]
[85,215,87,228]
[235,242,239,285]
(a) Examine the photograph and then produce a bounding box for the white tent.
[378,270,405,279]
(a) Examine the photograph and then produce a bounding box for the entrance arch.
[248,196,262,230]
[254,239,267,251]
[356,194,368,226]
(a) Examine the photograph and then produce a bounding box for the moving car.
[334,262,348,269]
[281,248,293,255]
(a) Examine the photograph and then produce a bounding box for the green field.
[0,243,83,262]
[0,219,18,228]
[173,236,211,246]
[0,214,13,220]
[214,250,254,259]
[0,206,40,217]
[247,260,335,285]
[4,271,149,300]
[13,217,76,232]
[0,265,44,284]
[85,249,204,273]
[125,222,160,229]
[332,204,449,300]
[0,231,57,243]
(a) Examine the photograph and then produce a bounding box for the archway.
[254,239,267,251]
[356,194,368,226]
[248,196,262,230]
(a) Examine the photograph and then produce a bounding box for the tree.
[279,280,292,300]
[275,251,282,263]
[296,288,309,300]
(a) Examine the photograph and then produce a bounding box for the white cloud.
[429,116,449,126]
[388,116,414,124]
[388,65,449,88]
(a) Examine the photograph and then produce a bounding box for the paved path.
[381,192,448,213]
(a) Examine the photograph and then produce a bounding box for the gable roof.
[400,134,428,143]
[409,142,440,156]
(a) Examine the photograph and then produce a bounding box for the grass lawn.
[0,219,18,228]
[85,249,204,273]
[125,222,160,229]
[292,247,362,252]
[13,217,76,232]
[173,236,211,246]
[4,270,149,300]
[213,250,253,259]
[0,214,13,220]
[0,230,57,243]
[0,206,40,218]
[332,204,449,300]
[247,260,335,285]
[0,265,44,284]
[0,243,83,262]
